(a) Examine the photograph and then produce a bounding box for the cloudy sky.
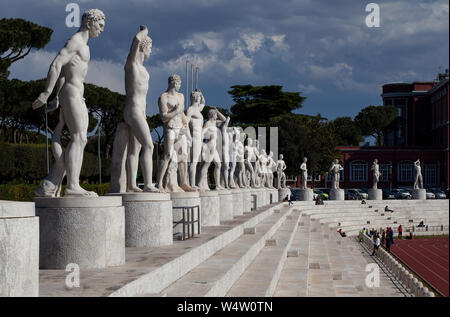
[3,0,449,120]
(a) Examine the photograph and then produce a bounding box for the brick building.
[294,71,449,190]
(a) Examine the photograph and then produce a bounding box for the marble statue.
[197,108,226,191]
[32,9,105,197]
[371,158,381,190]
[329,159,344,189]
[109,25,158,193]
[157,74,194,192]
[244,138,257,187]
[276,154,287,189]
[186,89,205,189]
[228,127,239,189]
[259,149,268,187]
[220,116,231,188]
[266,151,276,188]
[413,159,423,189]
[235,129,247,188]
[299,157,308,189]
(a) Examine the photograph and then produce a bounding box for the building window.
[379,163,391,182]
[423,163,439,186]
[315,174,321,182]
[398,161,413,182]
[350,161,367,182]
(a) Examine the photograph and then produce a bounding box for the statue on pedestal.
[32,9,105,197]
[244,138,257,187]
[220,116,231,188]
[371,158,381,190]
[276,154,287,189]
[156,75,194,192]
[300,157,308,189]
[186,89,205,189]
[329,159,344,189]
[235,129,247,188]
[414,159,423,189]
[266,151,276,188]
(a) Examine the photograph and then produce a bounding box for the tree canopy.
[229,85,306,124]
[354,105,398,146]
[0,18,53,79]
[329,116,364,146]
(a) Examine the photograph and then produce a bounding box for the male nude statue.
[32,9,105,197]
[157,75,194,192]
[371,158,381,190]
[414,159,423,189]
[244,138,257,187]
[300,157,308,189]
[266,151,277,188]
[329,159,344,190]
[276,154,287,189]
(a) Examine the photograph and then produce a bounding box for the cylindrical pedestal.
[171,192,201,236]
[120,192,172,247]
[35,196,125,269]
[330,188,345,200]
[278,188,291,202]
[0,201,39,297]
[241,188,252,213]
[412,189,426,200]
[298,188,313,201]
[199,191,220,226]
[231,189,244,216]
[368,189,383,200]
[218,189,234,222]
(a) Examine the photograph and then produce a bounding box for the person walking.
[386,233,391,252]
[372,234,380,256]
[389,227,395,245]
[398,225,403,239]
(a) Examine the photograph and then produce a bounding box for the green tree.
[228,85,306,124]
[329,116,364,146]
[354,105,398,146]
[0,18,53,79]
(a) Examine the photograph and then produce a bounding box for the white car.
[425,189,436,199]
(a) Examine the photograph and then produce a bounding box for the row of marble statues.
[31,16,288,197]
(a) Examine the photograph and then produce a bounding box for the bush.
[0,183,111,201]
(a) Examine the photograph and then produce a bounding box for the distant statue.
[276,154,287,189]
[32,9,105,197]
[371,158,381,190]
[414,159,423,189]
[244,138,257,187]
[329,159,344,189]
[219,116,231,188]
[157,74,194,192]
[300,157,308,189]
[266,151,277,188]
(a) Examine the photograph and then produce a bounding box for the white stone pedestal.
[256,188,265,208]
[250,189,258,211]
[269,188,279,204]
[35,196,125,270]
[330,188,345,200]
[241,188,252,213]
[368,189,383,200]
[218,189,234,222]
[0,200,39,297]
[298,188,313,201]
[199,191,220,226]
[120,192,172,247]
[412,189,426,200]
[278,188,291,202]
[171,191,201,236]
[230,189,244,217]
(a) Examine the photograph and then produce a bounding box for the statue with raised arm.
[329,159,344,190]
[276,154,287,189]
[371,158,381,190]
[186,89,205,189]
[156,75,194,192]
[414,159,423,189]
[197,108,226,190]
[32,9,105,197]
[300,157,308,189]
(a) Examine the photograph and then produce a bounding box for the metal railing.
[173,205,201,241]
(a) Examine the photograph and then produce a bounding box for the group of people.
[361,224,413,255]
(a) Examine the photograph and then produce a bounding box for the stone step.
[274,215,310,297]
[157,206,295,297]
[39,202,284,297]
[226,210,302,297]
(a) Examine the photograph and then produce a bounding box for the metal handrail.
[173,205,201,241]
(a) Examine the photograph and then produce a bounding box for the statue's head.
[303,157,307,163]
[82,9,105,38]
[334,159,339,164]
[374,158,378,164]
[190,89,203,104]
[279,154,284,160]
[268,151,273,157]
[208,109,217,120]
[247,138,253,146]
[168,74,182,91]
[140,36,152,59]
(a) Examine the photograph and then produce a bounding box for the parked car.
[429,188,447,199]
[355,188,369,199]
[313,189,329,200]
[345,189,364,200]
[382,189,396,199]
[425,189,436,199]
[391,188,412,199]
[344,189,358,200]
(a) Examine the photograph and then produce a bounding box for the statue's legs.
[176,135,195,192]
[156,129,176,191]
[229,162,237,188]
[126,133,143,192]
[213,151,223,190]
